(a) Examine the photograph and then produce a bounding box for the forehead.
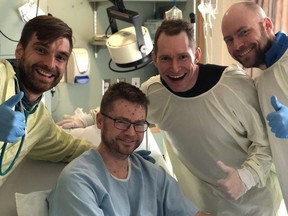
[157,31,191,54]
[222,6,255,35]
[27,34,71,52]
[111,99,146,117]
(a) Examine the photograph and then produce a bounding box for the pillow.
[15,190,50,216]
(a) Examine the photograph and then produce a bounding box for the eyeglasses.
[101,112,150,132]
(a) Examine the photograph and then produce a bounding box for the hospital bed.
[0,125,170,216]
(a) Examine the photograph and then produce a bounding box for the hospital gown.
[0,59,94,188]
[47,149,198,216]
[141,64,282,215]
[254,31,288,209]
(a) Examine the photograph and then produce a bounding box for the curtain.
[255,0,288,33]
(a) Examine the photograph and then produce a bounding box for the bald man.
[222,1,288,210]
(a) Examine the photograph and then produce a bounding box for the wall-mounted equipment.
[105,0,153,73]
[18,1,45,23]
[66,48,90,84]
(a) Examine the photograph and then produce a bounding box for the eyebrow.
[33,41,70,58]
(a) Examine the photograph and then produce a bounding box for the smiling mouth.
[239,48,253,57]
[168,73,185,80]
[37,68,54,78]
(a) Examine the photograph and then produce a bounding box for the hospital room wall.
[47,0,160,122]
[47,0,239,122]
[0,0,238,122]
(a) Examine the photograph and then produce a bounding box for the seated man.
[47,82,209,216]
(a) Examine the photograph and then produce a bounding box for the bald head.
[221,1,275,69]
[222,1,266,33]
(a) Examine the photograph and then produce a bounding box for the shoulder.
[140,75,162,92]
[54,150,103,188]
[130,153,170,179]
[221,64,254,85]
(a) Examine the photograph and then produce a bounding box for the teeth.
[38,69,52,77]
[169,74,185,79]
[239,48,252,57]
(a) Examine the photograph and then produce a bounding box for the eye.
[158,56,171,63]
[224,38,233,46]
[177,54,189,61]
[115,119,130,127]
[239,29,249,37]
[56,53,69,62]
[134,122,145,127]
[35,46,47,55]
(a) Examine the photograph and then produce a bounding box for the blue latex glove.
[134,150,156,164]
[0,92,26,143]
[266,95,288,139]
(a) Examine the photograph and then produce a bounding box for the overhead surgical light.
[106,0,153,73]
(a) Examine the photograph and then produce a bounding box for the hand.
[134,150,156,164]
[0,92,25,143]
[217,161,246,200]
[56,108,94,129]
[56,117,85,129]
[266,95,288,138]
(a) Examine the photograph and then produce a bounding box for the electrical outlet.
[131,77,140,88]
[102,79,111,95]
[117,78,126,83]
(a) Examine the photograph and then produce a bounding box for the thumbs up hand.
[217,161,247,200]
[267,95,288,139]
[0,92,25,143]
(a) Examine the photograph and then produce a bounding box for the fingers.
[271,95,282,111]
[217,161,232,174]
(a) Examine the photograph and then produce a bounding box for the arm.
[217,68,273,199]
[27,104,94,162]
[56,107,98,129]
[48,166,105,216]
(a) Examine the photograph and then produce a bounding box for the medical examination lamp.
[106,0,153,72]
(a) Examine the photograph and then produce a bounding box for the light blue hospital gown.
[47,149,198,216]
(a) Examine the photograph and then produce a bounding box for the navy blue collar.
[265,31,288,67]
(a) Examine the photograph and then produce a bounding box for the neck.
[97,143,129,179]
[22,87,42,103]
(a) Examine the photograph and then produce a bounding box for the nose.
[171,58,180,72]
[44,54,57,69]
[123,124,137,136]
[233,38,245,50]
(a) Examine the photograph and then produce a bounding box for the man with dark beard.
[0,15,93,187]
[222,1,288,212]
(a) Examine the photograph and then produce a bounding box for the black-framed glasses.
[101,112,150,132]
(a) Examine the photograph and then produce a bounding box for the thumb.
[3,92,24,108]
[217,161,232,174]
[271,95,282,111]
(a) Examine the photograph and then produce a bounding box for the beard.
[241,27,273,68]
[101,127,142,159]
[18,56,62,95]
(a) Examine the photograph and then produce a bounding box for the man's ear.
[194,47,201,64]
[96,112,103,129]
[152,51,158,66]
[263,17,273,32]
[15,43,23,60]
